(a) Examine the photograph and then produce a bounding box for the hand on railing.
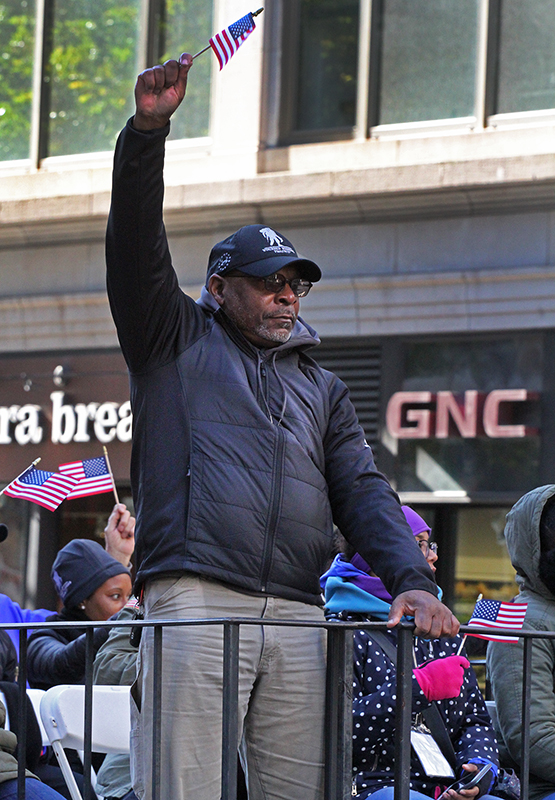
[388,589,460,638]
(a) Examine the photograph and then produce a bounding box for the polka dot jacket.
[352,627,499,799]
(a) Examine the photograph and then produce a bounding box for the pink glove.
[413,655,470,701]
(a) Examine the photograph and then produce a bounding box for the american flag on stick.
[2,461,78,511]
[191,9,263,69]
[209,11,257,69]
[59,455,114,500]
[467,598,528,642]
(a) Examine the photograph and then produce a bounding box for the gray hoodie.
[487,484,555,800]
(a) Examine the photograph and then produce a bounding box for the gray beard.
[254,321,293,344]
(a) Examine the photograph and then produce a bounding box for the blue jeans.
[0,779,66,799]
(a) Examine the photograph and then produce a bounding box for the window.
[158,0,212,141]
[378,0,479,125]
[288,0,359,135]
[496,0,555,114]
[0,0,213,164]
[281,0,555,143]
[47,1,143,157]
[0,0,36,161]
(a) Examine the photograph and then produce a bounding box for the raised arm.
[106,53,206,372]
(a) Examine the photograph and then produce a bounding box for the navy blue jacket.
[105,120,438,604]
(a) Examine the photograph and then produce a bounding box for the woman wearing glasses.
[321,506,499,800]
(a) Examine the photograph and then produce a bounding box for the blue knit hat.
[51,539,130,609]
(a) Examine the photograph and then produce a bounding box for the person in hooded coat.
[487,485,555,800]
[321,507,499,800]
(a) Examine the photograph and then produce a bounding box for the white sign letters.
[0,392,132,446]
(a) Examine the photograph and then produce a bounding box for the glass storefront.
[387,333,543,496]
[454,506,517,620]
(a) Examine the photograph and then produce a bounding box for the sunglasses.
[226,273,313,298]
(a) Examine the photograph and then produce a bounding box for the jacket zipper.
[260,423,285,592]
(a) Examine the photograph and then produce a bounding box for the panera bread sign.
[386,389,538,439]
[0,392,131,446]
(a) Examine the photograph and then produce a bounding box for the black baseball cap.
[206,224,322,285]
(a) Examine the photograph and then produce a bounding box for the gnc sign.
[386,389,537,439]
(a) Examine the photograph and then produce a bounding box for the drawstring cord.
[258,350,288,426]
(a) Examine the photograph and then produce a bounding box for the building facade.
[1,0,555,613]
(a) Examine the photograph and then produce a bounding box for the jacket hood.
[321,552,442,620]
[504,484,555,598]
[321,555,392,619]
[196,286,321,353]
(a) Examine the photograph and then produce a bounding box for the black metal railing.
[1,617,550,800]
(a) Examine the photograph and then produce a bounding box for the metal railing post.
[151,624,163,800]
[324,624,353,800]
[520,636,532,800]
[17,629,27,800]
[83,627,94,800]
[221,621,239,800]
[394,624,413,800]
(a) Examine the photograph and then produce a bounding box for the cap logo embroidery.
[215,253,232,273]
[259,227,295,256]
[260,228,283,247]
[52,569,72,600]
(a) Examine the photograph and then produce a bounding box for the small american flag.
[467,598,528,642]
[59,456,114,499]
[3,466,78,511]
[209,12,255,70]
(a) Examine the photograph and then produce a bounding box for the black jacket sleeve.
[324,373,437,598]
[105,120,207,374]
[27,627,109,690]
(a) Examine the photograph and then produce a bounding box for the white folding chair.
[0,687,48,746]
[27,688,49,747]
[40,684,131,800]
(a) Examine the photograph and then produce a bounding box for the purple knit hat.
[401,505,431,537]
[350,506,431,576]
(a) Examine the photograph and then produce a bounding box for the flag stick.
[103,446,120,505]
[192,8,264,59]
[0,458,41,497]
[457,592,483,655]
[192,44,211,59]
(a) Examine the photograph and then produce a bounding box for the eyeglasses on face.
[417,540,438,557]
[226,273,313,298]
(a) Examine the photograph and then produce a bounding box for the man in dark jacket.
[106,53,459,800]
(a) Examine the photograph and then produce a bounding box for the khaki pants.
[130,574,327,800]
